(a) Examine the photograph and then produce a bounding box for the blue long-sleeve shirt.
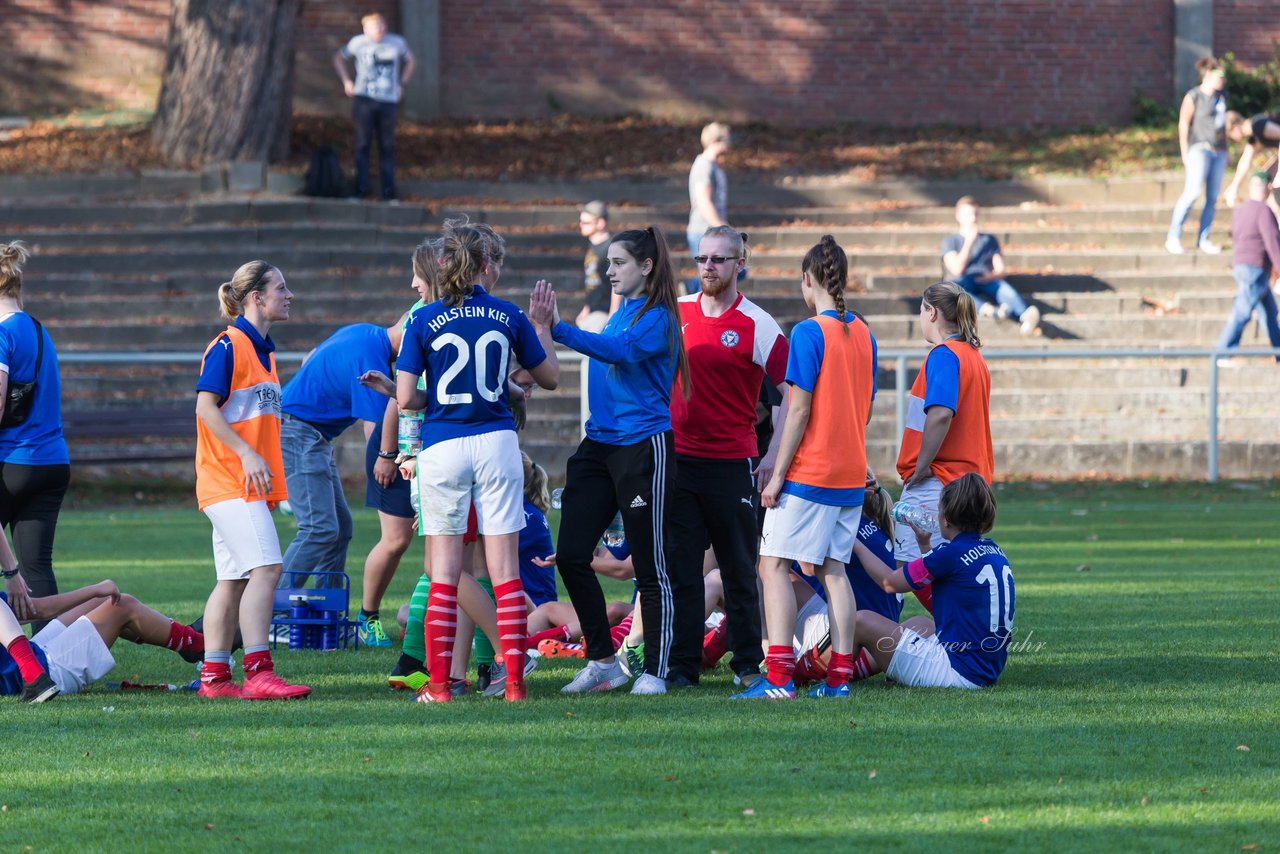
[553,298,677,446]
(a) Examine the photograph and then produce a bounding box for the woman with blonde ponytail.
[193,260,311,700]
[0,241,70,627]
[893,281,993,568]
[742,235,878,700]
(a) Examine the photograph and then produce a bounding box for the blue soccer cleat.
[730,677,795,699]
[809,681,851,698]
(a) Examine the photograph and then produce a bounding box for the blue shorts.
[364,429,413,518]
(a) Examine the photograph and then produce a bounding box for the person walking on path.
[1216,172,1280,360]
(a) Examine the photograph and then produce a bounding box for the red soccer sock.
[200,660,232,684]
[850,648,876,682]
[528,624,572,647]
[6,635,47,684]
[765,645,796,686]
[913,583,934,615]
[701,621,729,671]
[610,614,634,651]
[425,584,458,688]
[165,621,204,657]
[827,651,855,688]
[493,580,528,685]
[242,649,273,675]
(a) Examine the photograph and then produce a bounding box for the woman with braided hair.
[735,235,878,700]
[529,224,692,696]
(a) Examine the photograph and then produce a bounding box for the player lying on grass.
[850,473,1015,689]
[0,529,203,701]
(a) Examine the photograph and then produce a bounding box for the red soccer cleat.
[242,670,311,700]
[197,678,244,700]
[504,680,526,702]
[701,622,729,671]
[414,682,453,703]
[537,638,585,659]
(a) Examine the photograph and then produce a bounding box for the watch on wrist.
[377,450,398,460]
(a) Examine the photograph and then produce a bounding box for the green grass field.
[2,482,1278,852]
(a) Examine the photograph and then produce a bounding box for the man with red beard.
[665,226,789,689]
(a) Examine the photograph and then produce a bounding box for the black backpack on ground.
[305,147,346,198]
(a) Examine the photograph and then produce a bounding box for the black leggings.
[0,462,70,601]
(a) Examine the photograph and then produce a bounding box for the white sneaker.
[560,659,629,694]
[630,674,667,695]
[482,655,540,697]
[1019,305,1041,336]
[996,304,1012,321]
[978,303,997,319]
[1165,236,1184,255]
[1198,239,1222,254]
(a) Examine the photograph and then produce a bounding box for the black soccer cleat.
[21,672,59,704]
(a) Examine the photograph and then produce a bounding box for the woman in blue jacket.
[530,225,691,696]
[0,241,70,627]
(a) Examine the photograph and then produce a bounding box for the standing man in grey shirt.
[332,13,415,201]
[686,122,732,292]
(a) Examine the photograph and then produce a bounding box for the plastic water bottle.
[892,501,939,533]
[550,487,564,510]
[602,513,626,548]
[288,595,308,650]
[320,612,338,651]
[397,411,423,457]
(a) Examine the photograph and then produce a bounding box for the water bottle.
[397,411,423,457]
[892,501,939,533]
[320,611,338,651]
[289,595,308,650]
[550,487,564,510]
[602,512,626,548]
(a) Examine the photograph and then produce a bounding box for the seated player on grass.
[0,531,203,701]
[850,473,1014,689]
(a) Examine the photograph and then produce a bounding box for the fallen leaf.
[1057,777,1064,785]
[742,808,756,817]
[205,823,215,831]
[1199,788,1209,795]
[1071,508,1088,516]
[1085,533,1099,541]
[868,769,878,779]
[1076,564,1091,572]
[664,775,678,782]
[1,805,6,812]
[362,757,372,764]
[175,788,182,793]
[1237,745,1251,752]
[980,816,990,824]
[847,720,857,728]
[565,712,575,718]
[84,751,91,757]
[1140,796,1150,806]
[1170,537,1184,544]
[1242,844,1260,851]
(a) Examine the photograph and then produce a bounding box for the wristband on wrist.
[2,566,20,579]
[377,450,398,460]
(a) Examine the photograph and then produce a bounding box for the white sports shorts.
[33,616,116,695]
[760,493,859,567]
[886,626,980,689]
[417,430,523,537]
[893,475,945,564]
[792,594,830,658]
[204,497,283,581]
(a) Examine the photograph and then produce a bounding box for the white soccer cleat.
[560,659,629,694]
[630,674,667,695]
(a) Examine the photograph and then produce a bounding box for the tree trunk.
[151,0,302,165]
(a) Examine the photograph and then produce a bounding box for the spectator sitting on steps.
[941,197,1041,336]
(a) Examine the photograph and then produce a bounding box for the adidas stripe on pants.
[555,432,686,678]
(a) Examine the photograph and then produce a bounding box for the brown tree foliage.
[151,0,302,165]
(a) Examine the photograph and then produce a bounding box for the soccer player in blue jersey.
[529,225,692,696]
[278,317,406,646]
[395,223,559,703]
[851,473,1015,688]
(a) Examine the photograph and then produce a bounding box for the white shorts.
[760,493,859,567]
[204,498,283,581]
[886,627,980,689]
[893,476,945,564]
[792,594,830,657]
[33,617,116,695]
[416,430,523,536]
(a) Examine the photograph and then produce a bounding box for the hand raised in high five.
[529,279,560,331]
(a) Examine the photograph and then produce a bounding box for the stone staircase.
[2,180,1276,481]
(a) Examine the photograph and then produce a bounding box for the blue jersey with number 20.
[396,286,546,449]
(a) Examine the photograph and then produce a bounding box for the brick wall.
[2,1,1278,127]
[1215,0,1279,68]
[440,0,1175,127]
[0,0,397,116]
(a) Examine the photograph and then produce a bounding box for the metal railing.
[59,347,1277,481]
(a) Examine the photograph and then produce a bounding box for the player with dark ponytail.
[530,224,692,695]
[738,235,878,700]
